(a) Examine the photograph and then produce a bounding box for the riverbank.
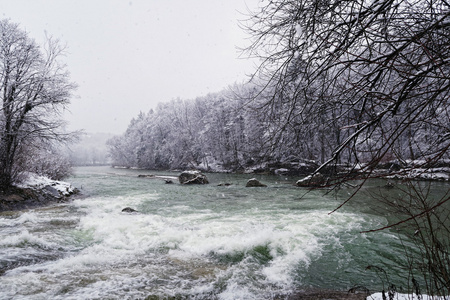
[248,160,450,182]
[113,158,450,182]
[0,173,79,212]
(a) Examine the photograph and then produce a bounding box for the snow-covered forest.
[107,76,449,175]
[108,0,449,180]
[107,84,303,173]
[107,83,354,173]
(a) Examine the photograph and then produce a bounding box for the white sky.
[1,0,259,134]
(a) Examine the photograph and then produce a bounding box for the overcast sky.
[1,0,259,134]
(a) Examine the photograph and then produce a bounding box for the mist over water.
[0,166,413,299]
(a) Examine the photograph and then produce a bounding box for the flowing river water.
[1,166,446,299]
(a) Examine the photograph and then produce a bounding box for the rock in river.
[122,207,137,213]
[245,178,267,187]
[178,171,209,184]
[296,173,326,187]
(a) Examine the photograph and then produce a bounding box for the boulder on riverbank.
[0,186,78,212]
[245,178,267,187]
[0,173,79,212]
[296,173,326,187]
[178,171,209,184]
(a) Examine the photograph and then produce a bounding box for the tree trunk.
[0,135,16,188]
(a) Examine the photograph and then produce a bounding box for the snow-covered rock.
[296,172,326,187]
[245,178,267,187]
[274,168,289,175]
[178,170,209,184]
[1,173,78,212]
[17,172,77,197]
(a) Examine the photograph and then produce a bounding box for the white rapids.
[0,166,415,299]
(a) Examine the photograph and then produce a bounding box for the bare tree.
[0,19,77,188]
[243,0,450,177]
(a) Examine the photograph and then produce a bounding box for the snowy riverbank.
[0,173,78,212]
[16,172,77,196]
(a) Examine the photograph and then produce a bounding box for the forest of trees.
[107,83,351,173]
[107,86,289,172]
[109,0,449,180]
[107,71,449,176]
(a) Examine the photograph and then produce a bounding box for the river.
[0,166,444,299]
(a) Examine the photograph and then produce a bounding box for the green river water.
[1,166,447,299]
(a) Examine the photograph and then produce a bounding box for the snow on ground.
[386,168,450,181]
[368,292,447,300]
[16,172,76,196]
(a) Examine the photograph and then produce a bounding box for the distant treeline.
[107,81,448,173]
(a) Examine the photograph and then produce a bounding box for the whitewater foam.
[0,230,58,249]
[2,167,412,299]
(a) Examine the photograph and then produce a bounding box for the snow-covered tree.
[0,19,77,187]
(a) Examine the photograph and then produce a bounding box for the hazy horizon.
[2,0,258,134]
